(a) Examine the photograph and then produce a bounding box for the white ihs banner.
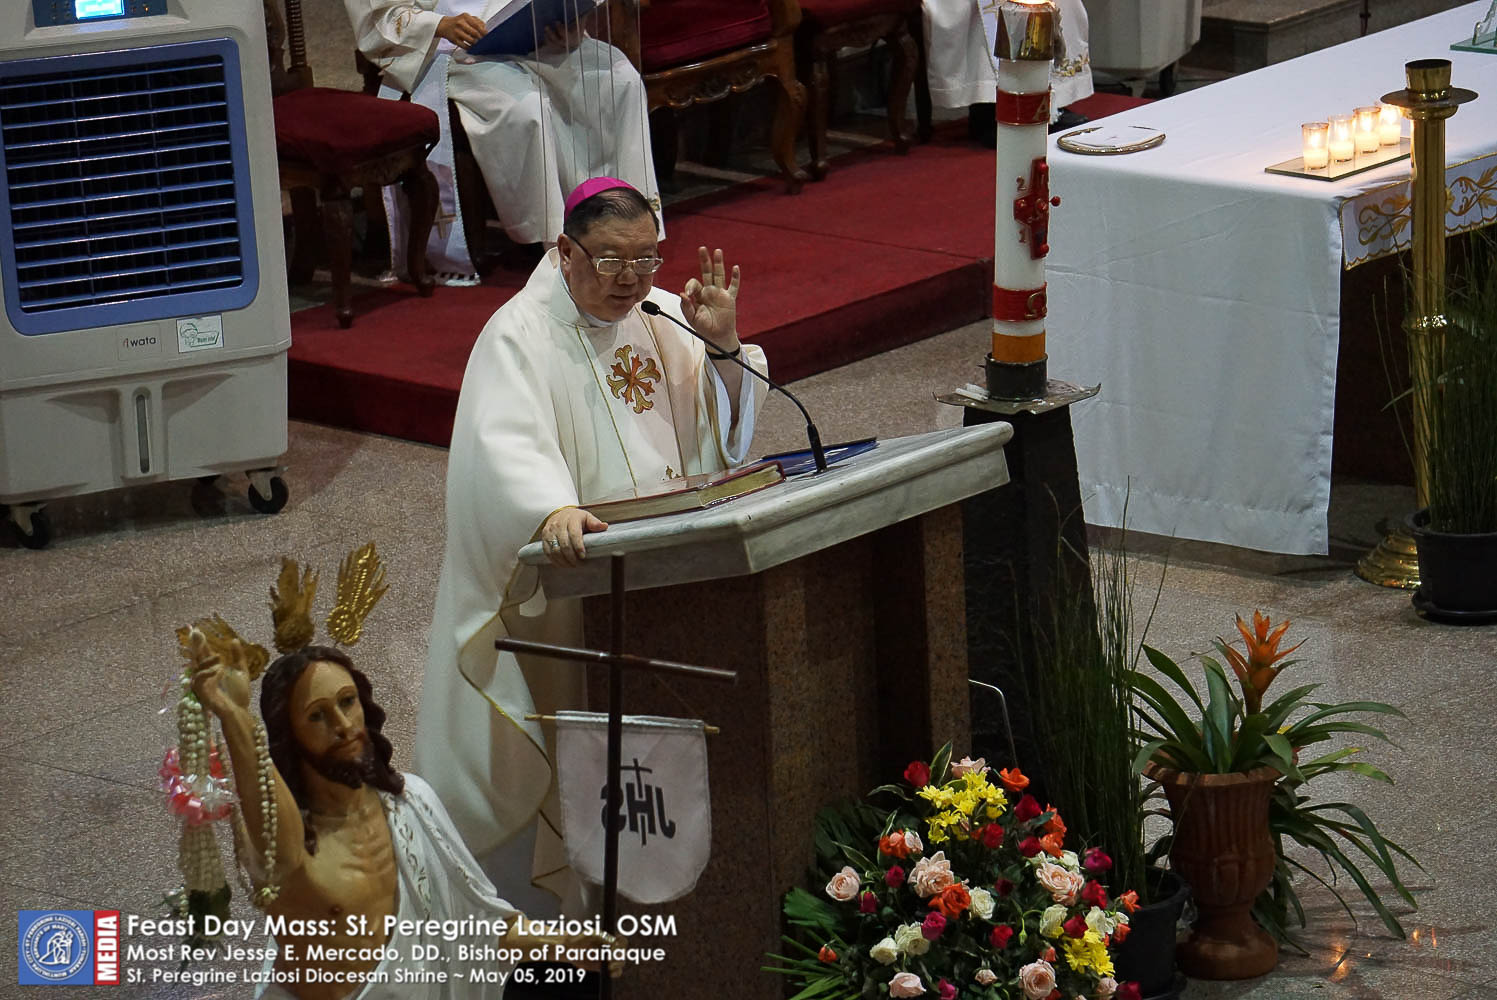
[555,713,711,904]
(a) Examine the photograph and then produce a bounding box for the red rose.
[1081,880,1109,908]
[938,979,957,1000]
[1116,983,1142,1000]
[859,891,877,914]
[1083,847,1113,874]
[904,761,931,788]
[1014,794,1041,823]
[886,865,906,888]
[922,911,947,940]
[980,823,1005,848]
[1062,914,1088,938]
[990,925,1014,949]
[994,877,1015,897]
[1018,836,1043,858]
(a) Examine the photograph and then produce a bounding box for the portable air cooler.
[0,0,291,548]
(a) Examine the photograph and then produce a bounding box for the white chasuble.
[415,249,765,907]
[922,0,1093,117]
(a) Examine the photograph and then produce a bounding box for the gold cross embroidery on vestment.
[607,345,661,414]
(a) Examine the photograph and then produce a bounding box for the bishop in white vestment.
[415,182,766,912]
[345,0,660,273]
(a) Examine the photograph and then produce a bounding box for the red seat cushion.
[798,0,917,30]
[640,0,772,73]
[273,88,440,174]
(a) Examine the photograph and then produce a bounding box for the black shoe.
[968,103,997,148]
[1050,108,1089,134]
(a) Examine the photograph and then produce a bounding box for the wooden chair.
[628,0,809,193]
[266,0,440,328]
[795,0,931,179]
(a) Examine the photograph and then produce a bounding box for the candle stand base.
[1355,522,1421,589]
[986,355,1048,401]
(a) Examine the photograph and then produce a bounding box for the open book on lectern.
[468,0,602,57]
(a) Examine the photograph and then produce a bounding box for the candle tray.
[1265,137,1412,181]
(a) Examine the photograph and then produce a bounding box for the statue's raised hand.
[187,629,251,718]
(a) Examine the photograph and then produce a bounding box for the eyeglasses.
[570,236,663,276]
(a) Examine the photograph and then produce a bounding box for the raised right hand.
[436,13,487,49]
[188,631,252,718]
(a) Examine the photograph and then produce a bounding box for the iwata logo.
[18,910,93,986]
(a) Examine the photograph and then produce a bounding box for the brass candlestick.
[1356,60,1477,588]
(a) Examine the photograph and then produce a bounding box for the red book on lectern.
[581,461,784,523]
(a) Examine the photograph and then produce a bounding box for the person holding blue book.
[346,0,661,280]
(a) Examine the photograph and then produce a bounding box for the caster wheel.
[248,476,289,515]
[13,507,52,550]
[197,474,221,486]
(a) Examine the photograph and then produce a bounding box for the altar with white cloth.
[1045,2,1497,555]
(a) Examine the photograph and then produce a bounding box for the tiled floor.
[2,318,1491,999]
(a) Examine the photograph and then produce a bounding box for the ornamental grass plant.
[1415,230,1497,533]
[769,745,1144,1000]
[1131,613,1421,945]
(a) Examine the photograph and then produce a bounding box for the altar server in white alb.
[415,178,766,915]
[922,0,1092,123]
[345,0,660,276]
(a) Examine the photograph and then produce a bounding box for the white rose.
[889,972,927,998]
[909,851,956,898]
[1085,905,1117,936]
[903,829,925,855]
[951,755,988,777]
[825,865,861,901]
[1039,904,1069,938]
[869,937,899,966]
[969,887,995,920]
[1019,959,1057,1000]
[974,968,998,986]
[1095,977,1118,999]
[1058,850,1080,871]
[1034,862,1083,905]
[894,923,931,956]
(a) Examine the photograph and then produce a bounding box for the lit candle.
[1328,114,1355,162]
[1354,106,1380,154]
[1301,122,1329,169]
[1378,103,1403,145]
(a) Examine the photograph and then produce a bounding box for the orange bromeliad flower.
[1220,610,1304,714]
[998,767,1029,792]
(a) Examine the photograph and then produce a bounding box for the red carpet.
[289,93,1151,446]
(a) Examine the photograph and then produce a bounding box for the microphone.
[641,300,828,473]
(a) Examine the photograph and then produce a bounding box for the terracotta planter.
[1146,763,1278,980]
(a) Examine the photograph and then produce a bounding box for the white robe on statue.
[922,0,1092,118]
[345,0,660,272]
[414,248,766,911]
[257,775,520,1000]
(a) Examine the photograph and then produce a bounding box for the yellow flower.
[1061,930,1114,977]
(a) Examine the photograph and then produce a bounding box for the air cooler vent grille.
[0,39,259,335]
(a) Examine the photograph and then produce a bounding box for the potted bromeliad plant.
[1405,231,1497,620]
[1131,611,1420,980]
[769,745,1144,1000]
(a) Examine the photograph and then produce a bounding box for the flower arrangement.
[768,745,1143,1000]
[1131,611,1420,942]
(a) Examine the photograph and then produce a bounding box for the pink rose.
[889,972,926,998]
[909,852,956,898]
[1095,977,1118,999]
[921,911,946,940]
[937,979,957,1000]
[1018,960,1056,1000]
[974,969,998,986]
[902,829,925,855]
[951,755,987,777]
[1034,862,1084,905]
[825,865,861,901]
[1083,847,1113,874]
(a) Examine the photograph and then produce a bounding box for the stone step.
[1186,0,1472,73]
